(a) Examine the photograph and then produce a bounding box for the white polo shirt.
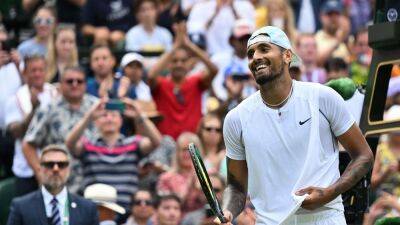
[5,83,57,178]
[223,80,354,225]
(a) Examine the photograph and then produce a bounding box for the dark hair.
[133,0,159,14]
[354,27,368,42]
[197,113,224,151]
[61,66,86,80]
[154,194,182,209]
[33,4,57,21]
[130,188,154,206]
[89,44,113,58]
[324,57,348,73]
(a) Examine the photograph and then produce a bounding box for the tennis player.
[217,26,374,225]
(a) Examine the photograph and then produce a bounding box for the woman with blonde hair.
[265,0,297,43]
[156,132,206,214]
[46,25,78,83]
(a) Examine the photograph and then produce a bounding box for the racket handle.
[218,214,227,223]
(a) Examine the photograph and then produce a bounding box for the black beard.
[255,60,284,85]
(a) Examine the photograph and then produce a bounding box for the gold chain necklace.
[262,81,294,108]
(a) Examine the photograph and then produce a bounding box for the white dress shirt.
[42,186,69,225]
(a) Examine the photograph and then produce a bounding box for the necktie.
[50,197,61,225]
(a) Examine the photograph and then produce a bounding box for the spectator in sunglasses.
[7,144,99,225]
[5,55,57,197]
[181,173,225,225]
[157,132,206,214]
[22,66,98,194]
[18,5,56,58]
[125,189,155,225]
[196,113,225,174]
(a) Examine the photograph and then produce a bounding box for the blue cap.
[247,26,301,68]
[322,0,343,13]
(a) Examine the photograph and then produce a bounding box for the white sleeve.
[223,109,246,160]
[5,96,23,127]
[319,85,355,137]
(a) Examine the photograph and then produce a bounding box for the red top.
[152,74,206,139]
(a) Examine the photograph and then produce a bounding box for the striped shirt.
[80,134,142,209]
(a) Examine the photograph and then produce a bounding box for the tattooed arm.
[297,124,374,210]
[217,157,248,224]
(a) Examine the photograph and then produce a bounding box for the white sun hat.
[84,183,126,214]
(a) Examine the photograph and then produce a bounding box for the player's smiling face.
[247,42,285,85]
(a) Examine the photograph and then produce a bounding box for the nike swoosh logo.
[299,117,311,125]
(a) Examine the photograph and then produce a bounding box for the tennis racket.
[188,143,227,223]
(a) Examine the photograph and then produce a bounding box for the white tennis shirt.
[224,80,354,225]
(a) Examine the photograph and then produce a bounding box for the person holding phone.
[65,98,162,210]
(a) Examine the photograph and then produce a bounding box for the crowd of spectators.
[1,0,400,224]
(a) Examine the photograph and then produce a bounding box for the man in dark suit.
[7,144,99,225]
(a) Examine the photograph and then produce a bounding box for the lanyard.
[63,197,69,225]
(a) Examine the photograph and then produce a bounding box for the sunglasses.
[64,78,85,85]
[203,126,222,133]
[41,161,69,169]
[33,17,54,26]
[133,199,153,206]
